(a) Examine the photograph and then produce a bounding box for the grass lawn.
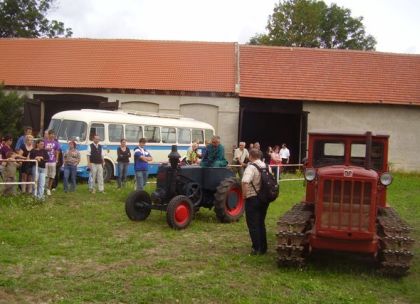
[0,172,419,303]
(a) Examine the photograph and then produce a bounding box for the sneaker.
[91,189,96,194]
[46,189,51,196]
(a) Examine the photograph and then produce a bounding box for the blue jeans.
[63,164,77,192]
[117,162,129,188]
[135,170,148,191]
[32,166,46,200]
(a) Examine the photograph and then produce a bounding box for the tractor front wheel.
[214,177,244,223]
[125,190,152,221]
[166,195,194,230]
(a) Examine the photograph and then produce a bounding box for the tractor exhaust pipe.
[168,145,181,197]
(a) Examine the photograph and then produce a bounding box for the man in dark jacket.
[87,135,104,194]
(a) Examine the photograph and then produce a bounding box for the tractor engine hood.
[317,166,378,180]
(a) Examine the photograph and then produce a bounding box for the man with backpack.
[241,148,278,255]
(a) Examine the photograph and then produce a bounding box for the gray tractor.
[125,146,244,229]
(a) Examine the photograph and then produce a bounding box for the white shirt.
[280,147,290,159]
[233,147,249,163]
[242,159,266,198]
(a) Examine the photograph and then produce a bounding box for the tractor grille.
[321,179,372,231]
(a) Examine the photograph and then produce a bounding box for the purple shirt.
[1,145,12,159]
[44,140,61,163]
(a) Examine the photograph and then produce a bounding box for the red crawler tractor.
[277,132,414,276]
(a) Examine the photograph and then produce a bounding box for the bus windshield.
[57,120,88,142]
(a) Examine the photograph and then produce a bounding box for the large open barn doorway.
[29,94,113,134]
[239,98,308,164]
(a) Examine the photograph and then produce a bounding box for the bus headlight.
[304,168,316,182]
[380,172,393,186]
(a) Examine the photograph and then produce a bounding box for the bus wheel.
[103,160,114,182]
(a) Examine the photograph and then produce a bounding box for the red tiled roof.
[1,39,419,106]
[0,38,237,93]
[239,45,420,106]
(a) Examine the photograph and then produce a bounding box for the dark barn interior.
[239,99,307,164]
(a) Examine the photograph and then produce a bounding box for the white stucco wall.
[18,90,240,161]
[303,102,420,172]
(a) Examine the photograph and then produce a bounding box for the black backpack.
[250,163,279,203]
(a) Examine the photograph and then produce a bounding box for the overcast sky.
[48,0,420,54]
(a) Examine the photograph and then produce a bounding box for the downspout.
[235,42,240,94]
[365,131,372,170]
[235,43,241,142]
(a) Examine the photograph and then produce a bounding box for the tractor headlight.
[380,172,393,186]
[304,168,316,182]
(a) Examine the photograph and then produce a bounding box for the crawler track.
[377,207,414,277]
[276,203,313,267]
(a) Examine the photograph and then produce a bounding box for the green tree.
[0,85,25,139]
[249,0,376,50]
[0,0,72,38]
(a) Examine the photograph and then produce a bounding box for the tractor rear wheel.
[166,195,194,229]
[125,190,152,221]
[214,177,244,223]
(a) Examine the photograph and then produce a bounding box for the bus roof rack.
[80,108,195,120]
[122,110,187,120]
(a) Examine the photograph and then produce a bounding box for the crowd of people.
[0,126,159,198]
[0,127,65,199]
[232,141,291,178]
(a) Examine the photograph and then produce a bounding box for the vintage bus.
[48,109,215,180]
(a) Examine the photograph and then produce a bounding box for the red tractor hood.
[317,166,378,180]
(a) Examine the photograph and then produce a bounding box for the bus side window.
[178,128,191,144]
[126,125,143,143]
[161,127,176,143]
[144,126,160,143]
[192,129,204,144]
[90,123,105,141]
[204,129,214,144]
[109,124,124,142]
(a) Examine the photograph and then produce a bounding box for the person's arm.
[241,150,249,167]
[140,150,153,162]
[55,146,60,163]
[241,166,253,199]
[218,145,225,160]
[241,182,249,199]
[117,147,123,159]
[101,145,105,166]
[76,151,81,166]
[86,145,91,168]
[15,137,23,152]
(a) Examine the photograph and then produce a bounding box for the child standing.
[2,151,21,195]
